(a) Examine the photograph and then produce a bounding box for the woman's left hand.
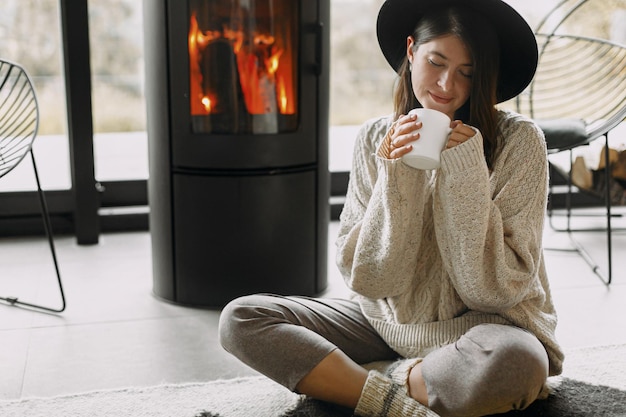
[446,120,475,149]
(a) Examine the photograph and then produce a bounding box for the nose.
[437,70,454,91]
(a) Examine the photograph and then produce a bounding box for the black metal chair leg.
[0,151,67,313]
[602,136,613,285]
[545,135,614,285]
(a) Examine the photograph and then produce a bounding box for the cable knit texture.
[336,110,564,376]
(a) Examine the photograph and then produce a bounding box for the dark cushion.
[536,118,588,151]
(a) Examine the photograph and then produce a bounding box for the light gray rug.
[1,344,625,417]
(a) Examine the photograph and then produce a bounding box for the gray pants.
[219,294,549,417]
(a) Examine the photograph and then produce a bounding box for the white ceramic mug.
[401,108,452,170]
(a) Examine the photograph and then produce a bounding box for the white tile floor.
[1,214,625,400]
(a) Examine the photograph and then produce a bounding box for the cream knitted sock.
[354,370,440,417]
[386,357,423,385]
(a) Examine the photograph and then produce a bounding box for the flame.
[188,13,295,116]
[202,96,212,113]
[188,12,206,116]
[277,76,287,113]
[266,48,282,76]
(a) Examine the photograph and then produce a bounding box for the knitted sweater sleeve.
[336,117,433,298]
[433,115,549,312]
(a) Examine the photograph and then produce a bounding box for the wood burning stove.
[144,0,330,307]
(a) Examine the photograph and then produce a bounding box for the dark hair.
[393,6,501,169]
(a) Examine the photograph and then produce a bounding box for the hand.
[446,120,474,149]
[387,112,423,159]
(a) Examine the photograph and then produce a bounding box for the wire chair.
[0,59,66,313]
[515,0,626,285]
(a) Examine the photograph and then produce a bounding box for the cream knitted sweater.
[336,110,564,376]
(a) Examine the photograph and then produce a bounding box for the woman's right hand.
[386,112,423,159]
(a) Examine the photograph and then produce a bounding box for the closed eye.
[428,58,443,67]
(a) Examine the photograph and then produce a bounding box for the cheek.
[457,78,472,100]
[411,66,432,91]
[411,73,427,101]
[410,72,420,90]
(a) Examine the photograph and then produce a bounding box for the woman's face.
[407,34,473,119]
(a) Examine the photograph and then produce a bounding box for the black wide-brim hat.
[377,0,538,103]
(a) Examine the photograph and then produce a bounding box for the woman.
[219,0,564,416]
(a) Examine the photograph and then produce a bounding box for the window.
[0,0,70,192]
[88,0,148,182]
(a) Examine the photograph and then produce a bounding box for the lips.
[429,92,453,104]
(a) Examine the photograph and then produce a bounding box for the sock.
[354,370,440,417]
[385,357,423,385]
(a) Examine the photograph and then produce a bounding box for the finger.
[392,131,421,152]
[390,143,414,159]
[394,120,422,147]
[445,138,459,149]
[399,112,422,129]
[451,120,474,136]
[402,112,418,124]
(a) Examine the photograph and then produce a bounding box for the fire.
[266,47,281,76]
[277,76,288,113]
[202,96,212,113]
[188,12,296,117]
